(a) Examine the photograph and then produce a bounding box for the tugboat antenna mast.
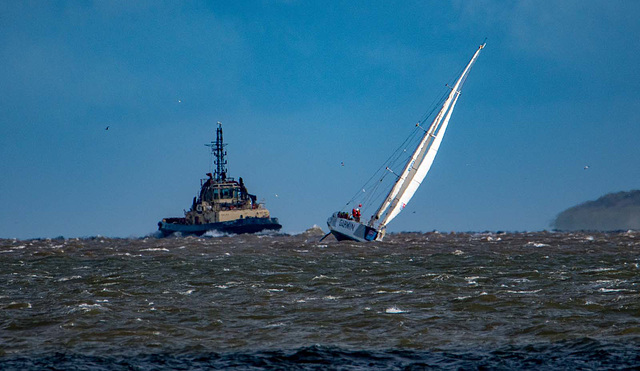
[206,121,228,182]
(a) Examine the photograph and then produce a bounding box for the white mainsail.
[372,43,485,229]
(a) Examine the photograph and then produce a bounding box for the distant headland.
[553,190,640,231]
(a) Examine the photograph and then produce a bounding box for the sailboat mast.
[371,43,485,229]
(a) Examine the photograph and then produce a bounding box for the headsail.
[371,43,485,229]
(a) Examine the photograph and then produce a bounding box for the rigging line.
[344,125,421,208]
[360,184,392,220]
[417,89,450,125]
[372,91,442,174]
[345,172,387,209]
[384,126,422,169]
[365,190,386,213]
[440,46,480,96]
[363,142,419,215]
[356,184,375,207]
[455,61,477,93]
[366,188,381,205]
[341,56,469,211]
[360,171,391,208]
[343,45,485,216]
[351,127,422,210]
[384,136,421,178]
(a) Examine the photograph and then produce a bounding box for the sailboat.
[325,43,485,242]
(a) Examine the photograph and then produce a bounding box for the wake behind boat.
[326,43,486,242]
[158,122,281,237]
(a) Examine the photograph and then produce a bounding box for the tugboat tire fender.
[196,205,203,212]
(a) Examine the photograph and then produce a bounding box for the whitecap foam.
[465,276,481,285]
[455,296,471,300]
[375,290,414,294]
[525,242,549,247]
[323,295,341,300]
[203,230,234,238]
[265,322,285,328]
[255,230,279,237]
[57,275,82,282]
[586,267,615,273]
[6,302,32,309]
[312,275,338,280]
[512,278,531,283]
[385,306,407,314]
[76,303,107,312]
[504,289,542,294]
[598,288,630,293]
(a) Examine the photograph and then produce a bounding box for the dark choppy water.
[1,231,640,369]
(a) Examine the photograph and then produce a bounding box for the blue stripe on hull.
[158,217,281,237]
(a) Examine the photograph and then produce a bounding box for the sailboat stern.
[326,213,382,242]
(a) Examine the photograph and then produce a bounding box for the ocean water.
[1,231,640,370]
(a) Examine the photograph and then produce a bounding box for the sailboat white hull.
[326,213,384,242]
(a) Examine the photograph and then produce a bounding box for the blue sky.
[1,1,639,238]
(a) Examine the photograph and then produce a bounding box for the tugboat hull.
[158,217,281,237]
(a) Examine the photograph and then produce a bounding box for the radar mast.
[206,121,228,182]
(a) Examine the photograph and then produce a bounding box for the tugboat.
[158,122,281,237]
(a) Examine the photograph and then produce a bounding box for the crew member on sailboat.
[324,42,486,242]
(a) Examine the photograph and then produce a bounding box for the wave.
[3,340,640,370]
